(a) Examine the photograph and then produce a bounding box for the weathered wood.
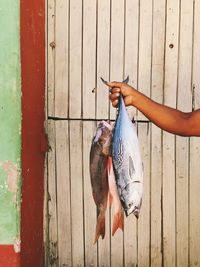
[69,121,84,266]
[193,0,200,110]
[47,0,55,117]
[47,120,58,266]
[55,121,72,266]
[54,0,69,118]
[96,0,110,120]
[138,123,151,267]
[82,121,98,266]
[109,0,124,121]
[82,0,96,119]
[189,1,200,266]
[137,0,153,121]
[189,137,200,267]
[150,0,165,265]
[69,0,82,118]
[162,1,180,266]
[176,1,193,266]
[124,0,139,119]
[176,137,189,267]
[46,1,200,266]
[150,125,162,267]
[124,215,137,267]
[162,132,176,267]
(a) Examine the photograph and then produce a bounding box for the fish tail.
[93,211,106,244]
[112,210,124,236]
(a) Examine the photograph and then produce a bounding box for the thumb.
[106,81,123,88]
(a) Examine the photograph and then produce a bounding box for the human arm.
[107,81,200,137]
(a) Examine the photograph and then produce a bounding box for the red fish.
[108,157,124,236]
[90,121,113,243]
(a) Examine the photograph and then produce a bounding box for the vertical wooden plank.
[137,0,153,121]
[83,121,98,266]
[193,0,200,110]
[124,0,139,119]
[190,1,200,266]
[82,0,96,119]
[109,0,125,121]
[69,0,82,118]
[124,214,137,267]
[164,0,180,109]
[151,125,162,267]
[163,1,180,266]
[96,0,110,120]
[162,132,176,267]
[47,0,55,117]
[176,137,189,267]
[47,120,58,266]
[150,1,165,266]
[138,123,151,267]
[176,2,193,267]
[54,0,69,118]
[98,215,111,267]
[55,121,72,266]
[69,121,84,266]
[189,137,200,267]
[177,0,193,113]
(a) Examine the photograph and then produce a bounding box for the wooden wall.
[46,1,200,266]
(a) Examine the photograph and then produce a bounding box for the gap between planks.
[47,116,150,123]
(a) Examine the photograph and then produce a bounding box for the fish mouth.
[125,206,139,218]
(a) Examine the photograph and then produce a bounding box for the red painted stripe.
[20,0,46,266]
[0,245,20,267]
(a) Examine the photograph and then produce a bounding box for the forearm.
[133,91,191,136]
[107,81,200,136]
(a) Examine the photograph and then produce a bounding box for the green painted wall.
[0,0,21,248]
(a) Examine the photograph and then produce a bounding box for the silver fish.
[101,76,143,218]
[112,95,143,217]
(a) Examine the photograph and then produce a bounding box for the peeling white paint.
[14,237,21,253]
[2,161,20,202]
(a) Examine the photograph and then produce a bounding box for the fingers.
[109,92,120,108]
[109,92,120,101]
[107,81,123,88]
[111,99,118,108]
[109,87,120,94]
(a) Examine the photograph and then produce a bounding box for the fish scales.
[89,121,113,243]
[112,95,144,218]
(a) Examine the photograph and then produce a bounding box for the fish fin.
[109,191,113,208]
[100,77,108,85]
[108,157,113,207]
[107,156,112,174]
[112,209,124,236]
[123,75,129,84]
[94,210,106,244]
[92,192,99,207]
[129,156,135,177]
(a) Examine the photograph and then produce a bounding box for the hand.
[106,81,137,108]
